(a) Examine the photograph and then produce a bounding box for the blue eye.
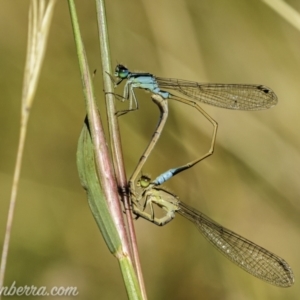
[120,70,128,78]
[115,65,129,78]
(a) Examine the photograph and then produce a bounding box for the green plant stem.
[95,1,147,298]
[68,1,143,299]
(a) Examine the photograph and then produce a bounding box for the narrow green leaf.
[76,118,121,253]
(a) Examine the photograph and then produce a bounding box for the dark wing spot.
[258,85,270,94]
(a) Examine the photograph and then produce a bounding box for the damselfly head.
[137,175,151,188]
[115,64,129,79]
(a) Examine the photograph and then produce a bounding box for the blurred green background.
[1,1,300,299]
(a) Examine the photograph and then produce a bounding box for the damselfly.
[132,174,294,288]
[111,65,277,188]
[113,64,277,112]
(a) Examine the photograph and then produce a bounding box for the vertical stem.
[0,116,28,292]
[69,1,144,298]
[95,1,147,298]
[0,1,56,294]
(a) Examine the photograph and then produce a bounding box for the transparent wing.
[178,201,294,287]
[156,77,277,110]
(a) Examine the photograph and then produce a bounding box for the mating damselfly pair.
[111,64,294,287]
